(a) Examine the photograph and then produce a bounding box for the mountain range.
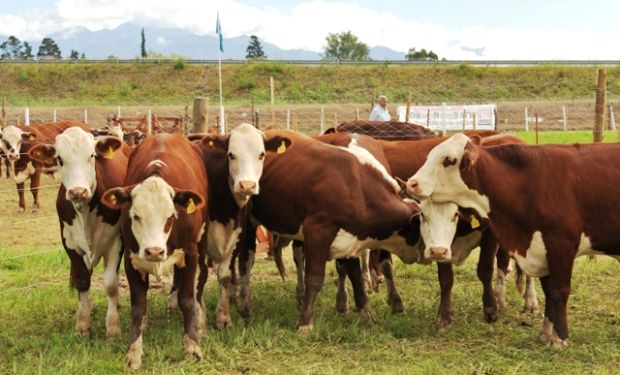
[1,23,406,60]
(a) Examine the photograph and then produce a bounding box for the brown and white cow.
[1,120,90,212]
[101,134,208,370]
[192,124,291,329]
[406,133,620,347]
[28,127,130,339]
[251,130,425,333]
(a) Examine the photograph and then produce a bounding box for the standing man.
[369,95,391,121]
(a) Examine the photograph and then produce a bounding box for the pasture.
[1,131,620,374]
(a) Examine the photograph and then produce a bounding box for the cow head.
[418,200,462,261]
[202,123,291,207]
[101,176,204,262]
[0,126,36,161]
[29,127,122,205]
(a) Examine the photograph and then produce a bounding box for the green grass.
[514,130,619,144]
[1,132,620,374]
[1,63,620,106]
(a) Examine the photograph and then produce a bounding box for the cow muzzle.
[406,178,424,197]
[8,153,19,161]
[428,246,450,260]
[67,187,92,203]
[144,247,167,262]
[236,180,258,195]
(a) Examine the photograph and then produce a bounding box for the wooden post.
[251,98,256,127]
[594,68,606,143]
[426,109,430,127]
[24,107,30,126]
[320,105,325,133]
[562,105,567,132]
[117,106,121,119]
[270,76,275,126]
[525,107,529,131]
[83,109,88,124]
[462,110,466,130]
[473,112,477,131]
[405,93,412,123]
[147,109,152,135]
[1,97,6,128]
[286,109,290,130]
[293,112,298,131]
[192,97,209,134]
[610,105,616,131]
[53,109,57,123]
[355,108,360,121]
[255,110,260,129]
[535,113,539,145]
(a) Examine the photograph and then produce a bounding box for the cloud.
[0,0,617,59]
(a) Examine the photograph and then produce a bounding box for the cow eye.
[442,157,457,168]
[57,156,64,166]
[132,214,141,223]
[227,152,235,161]
[90,153,96,159]
[258,152,265,160]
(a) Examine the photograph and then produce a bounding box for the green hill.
[0,62,619,106]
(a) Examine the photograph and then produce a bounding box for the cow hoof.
[216,315,232,330]
[388,294,405,315]
[237,304,251,319]
[17,207,25,214]
[126,339,143,371]
[296,294,304,309]
[167,291,178,309]
[75,318,91,337]
[358,305,377,325]
[31,203,40,214]
[297,323,314,336]
[183,335,203,361]
[523,298,539,314]
[435,315,452,332]
[335,301,349,314]
[106,314,122,339]
[484,305,500,323]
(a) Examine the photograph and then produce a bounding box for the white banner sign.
[397,104,496,130]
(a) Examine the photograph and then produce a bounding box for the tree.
[322,31,369,61]
[246,35,266,59]
[406,47,439,62]
[37,37,62,59]
[69,50,80,60]
[140,27,147,58]
[80,52,86,60]
[0,36,24,59]
[21,42,33,60]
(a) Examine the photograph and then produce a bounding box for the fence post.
[426,109,430,127]
[525,107,529,131]
[147,109,152,135]
[192,97,209,134]
[535,113,539,144]
[462,110,466,130]
[270,75,275,126]
[293,112,298,131]
[355,108,360,121]
[1,97,6,128]
[594,68,606,143]
[320,105,324,133]
[83,109,88,124]
[53,109,57,123]
[562,105,567,132]
[610,105,616,131]
[405,93,412,123]
[24,107,30,126]
[286,109,290,130]
[117,106,121,119]
[473,112,477,131]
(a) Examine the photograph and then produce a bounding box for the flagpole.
[218,47,224,134]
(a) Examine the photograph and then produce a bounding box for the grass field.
[1,131,620,374]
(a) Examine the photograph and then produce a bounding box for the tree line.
[0,35,85,60]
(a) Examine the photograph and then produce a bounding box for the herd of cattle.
[0,119,618,369]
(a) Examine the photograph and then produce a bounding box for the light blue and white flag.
[216,12,224,53]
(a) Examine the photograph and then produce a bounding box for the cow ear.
[173,190,205,215]
[322,127,336,134]
[95,136,123,159]
[21,132,36,142]
[264,136,292,154]
[101,187,132,210]
[202,134,228,153]
[469,135,482,145]
[29,144,56,163]
[460,141,479,172]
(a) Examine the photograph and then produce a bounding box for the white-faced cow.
[28,127,130,339]
[1,120,90,212]
[101,134,208,370]
[192,123,291,329]
[407,133,620,347]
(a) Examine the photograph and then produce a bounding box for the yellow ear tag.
[186,198,196,214]
[277,141,287,154]
[104,146,114,159]
[110,194,117,205]
[470,216,480,229]
[208,140,214,147]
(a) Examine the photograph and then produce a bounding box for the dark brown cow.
[28,127,130,339]
[252,130,425,333]
[333,120,437,140]
[101,134,208,370]
[407,134,620,346]
[1,120,90,212]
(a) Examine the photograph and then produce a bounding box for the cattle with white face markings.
[1,120,90,212]
[406,133,620,347]
[28,127,130,339]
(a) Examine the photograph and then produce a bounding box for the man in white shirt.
[369,95,391,121]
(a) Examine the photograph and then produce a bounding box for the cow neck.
[383,137,444,179]
[204,151,248,226]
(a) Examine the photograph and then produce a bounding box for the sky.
[0,0,618,59]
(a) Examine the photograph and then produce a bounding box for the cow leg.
[215,256,235,330]
[16,182,26,213]
[523,275,539,314]
[539,250,574,348]
[65,246,92,337]
[292,240,305,307]
[167,270,180,309]
[360,249,373,294]
[297,224,337,335]
[125,255,149,371]
[102,245,122,339]
[379,250,404,314]
[195,238,209,338]
[342,257,376,325]
[237,222,257,319]
[177,247,203,361]
[515,261,526,295]
[479,232,500,322]
[495,247,510,309]
[369,249,384,291]
[30,170,41,213]
[335,259,349,313]
[435,263,453,332]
